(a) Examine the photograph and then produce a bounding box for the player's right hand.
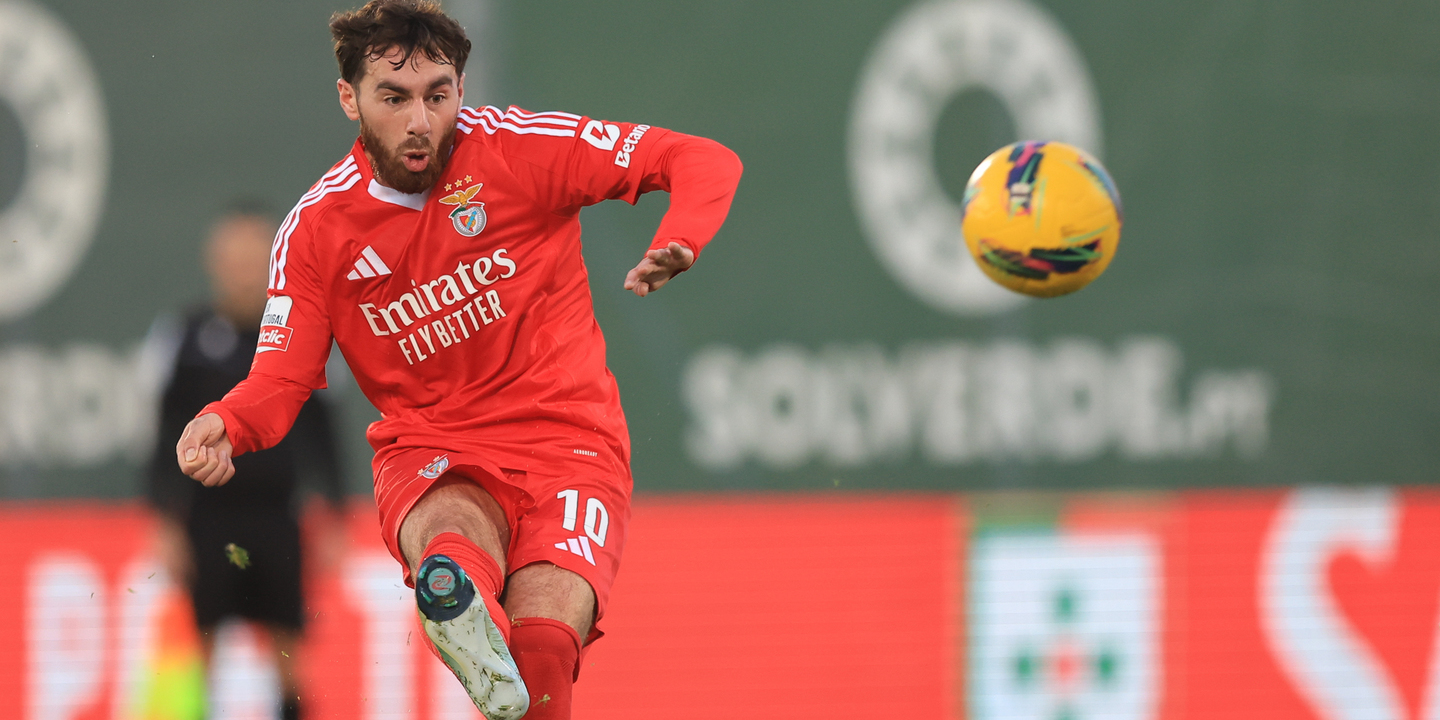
[176,412,236,487]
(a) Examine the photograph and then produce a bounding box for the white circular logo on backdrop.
[848,0,1102,316]
[0,0,109,322]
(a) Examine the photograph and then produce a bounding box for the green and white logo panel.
[970,531,1160,720]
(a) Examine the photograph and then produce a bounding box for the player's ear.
[457,72,465,105]
[338,78,361,121]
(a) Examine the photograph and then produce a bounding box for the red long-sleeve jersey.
[202,105,742,477]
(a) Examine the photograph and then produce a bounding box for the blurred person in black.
[145,201,346,720]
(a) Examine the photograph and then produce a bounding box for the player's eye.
[429,94,446,104]
[383,95,402,106]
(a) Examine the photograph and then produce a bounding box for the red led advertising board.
[0,489,1436,720]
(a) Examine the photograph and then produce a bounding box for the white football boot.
[415,554,530,720]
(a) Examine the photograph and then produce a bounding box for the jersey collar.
[368,179,429,210]
[352,137,431,211]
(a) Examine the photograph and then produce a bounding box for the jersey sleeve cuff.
[197,402,252,457]
[647,237,699,264]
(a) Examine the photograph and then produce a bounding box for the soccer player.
[174,1,742,718]
[146,203,346,720]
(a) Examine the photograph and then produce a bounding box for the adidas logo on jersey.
[347,246,392,280]
[554,536,597,565]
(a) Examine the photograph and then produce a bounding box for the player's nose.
[404,102,432,135]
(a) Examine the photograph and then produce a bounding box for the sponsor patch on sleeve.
[613,124,651,168]
[261,295,293,326]
[257,295,294,353]
[257,325,292,352]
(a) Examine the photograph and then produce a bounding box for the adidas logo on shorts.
[554,536,596,565]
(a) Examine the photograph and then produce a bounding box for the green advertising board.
[0,0,1435,497]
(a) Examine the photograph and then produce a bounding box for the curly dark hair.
[330,0,471,84]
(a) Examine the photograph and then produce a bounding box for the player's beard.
[361,120,455,195]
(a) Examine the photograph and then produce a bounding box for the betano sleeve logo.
[580,120,621,151]
[257,295,294,353]
[614,125,651,168]
[580,120,652,168]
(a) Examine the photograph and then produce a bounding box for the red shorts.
[372,446,631,646]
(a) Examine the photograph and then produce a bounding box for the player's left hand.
[624,242,694,297]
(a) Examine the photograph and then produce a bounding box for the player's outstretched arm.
[176,412,235,487]
[624,241,694,297]
[502,109,741,292]
[621,133,741,295]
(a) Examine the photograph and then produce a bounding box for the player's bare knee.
[399,475,509,573]
[504,562,596,638]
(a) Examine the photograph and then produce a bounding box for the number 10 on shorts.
[557,489,609,547]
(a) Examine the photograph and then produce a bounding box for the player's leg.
[185,514,235,689]
[243,513,306,720]
[398,471,529,720]
[398,473,510,577]
[503,563,594,720]
[266,626,303,720]
[502,468,629,720]
[506,563,595,637]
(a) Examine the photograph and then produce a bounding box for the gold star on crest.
[464,175,473,183]
[444,182,454,192]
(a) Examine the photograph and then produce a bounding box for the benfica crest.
[439,181,486,237]
[418,454,450,479]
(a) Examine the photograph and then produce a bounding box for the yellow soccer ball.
[961,141,1122,298]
